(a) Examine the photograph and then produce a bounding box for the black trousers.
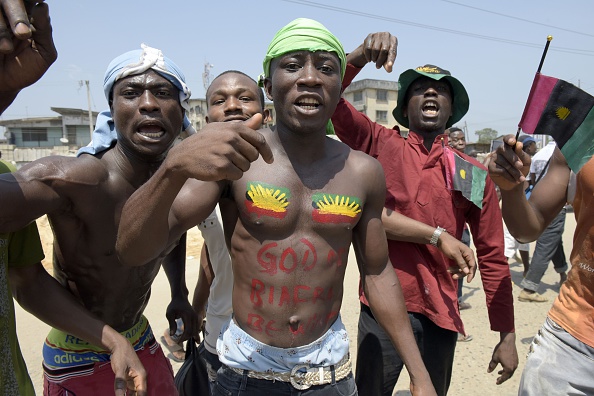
[355,304,457,396]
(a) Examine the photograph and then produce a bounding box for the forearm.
[480,259,515,333]
[500,331,516,344]
[9,264,126,350]
[500,185,546,242]
[0,90,19,115]
[468,194,515,332]
[382,208,438,244]
[364,265,431,384]
[191,265,210,319]
[162,234,189,300]
[345,45,368,68]
[0,170,60,233]
[116,164,187,266]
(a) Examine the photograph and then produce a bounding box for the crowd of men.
[1,1,591,396]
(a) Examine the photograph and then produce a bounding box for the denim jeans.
[519,317,594,395]
[199,341,222,395]
[213,365,357,396]
[355,304,457,396]
[458,227,471,300]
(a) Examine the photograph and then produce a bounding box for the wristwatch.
[430,227,446,247]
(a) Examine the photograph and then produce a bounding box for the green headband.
[261,18,345,135]
[261,18,346,84]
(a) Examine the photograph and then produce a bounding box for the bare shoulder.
[17,154,109,186]
[327,137,385,190]
[328,137,383,174]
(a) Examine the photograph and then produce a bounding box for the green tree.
[475,128,498,143]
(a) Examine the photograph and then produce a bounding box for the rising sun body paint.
[311,193,362,224]
[245,181,290,218]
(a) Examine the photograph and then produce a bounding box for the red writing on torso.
[257,238,347,275]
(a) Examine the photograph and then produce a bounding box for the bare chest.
[231,173,365,237]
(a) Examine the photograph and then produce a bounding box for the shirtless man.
[0,43,269,395]
[0,2,148,395]
[117,18,435,395]
[191,70,271,393]
[161,70,271,390]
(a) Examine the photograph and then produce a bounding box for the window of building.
[353,91,363,102]
[376,110,388,123]
[66,125,77,144]
[22,128,47,142]
[376,89,388,102]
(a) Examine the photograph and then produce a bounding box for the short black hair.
[206,70,265,109]
[448,127,463,134]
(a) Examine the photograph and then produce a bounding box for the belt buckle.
[290,363,311,390]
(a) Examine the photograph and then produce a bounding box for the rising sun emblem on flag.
[555,106,570,120]
[245,182,290,218]
[312,193,362,224]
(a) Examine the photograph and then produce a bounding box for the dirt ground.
[36,215,204,270]
[19,213,576,395]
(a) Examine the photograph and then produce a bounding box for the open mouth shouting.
[295,97,321,111]
[422,100,439,118]
[137,122,166,139]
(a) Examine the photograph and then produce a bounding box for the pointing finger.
[238,127,274,164]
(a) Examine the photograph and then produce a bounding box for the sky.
[2,0,593,142]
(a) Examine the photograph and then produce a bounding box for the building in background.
[0,78,401,166]
[341,78,403,134]
[0,107,98,165]
[0,107,97,148]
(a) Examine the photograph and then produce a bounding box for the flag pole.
[536,35,553,74]
[515,35,553,142]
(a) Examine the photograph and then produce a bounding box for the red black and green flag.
[519,73,594,173]
[444,147,487,209]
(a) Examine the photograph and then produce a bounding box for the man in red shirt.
[331,32,518,395]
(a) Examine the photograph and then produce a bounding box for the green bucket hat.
[392,64,469,129]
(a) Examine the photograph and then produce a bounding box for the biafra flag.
[445,147,487,209]
[519,73,594,173]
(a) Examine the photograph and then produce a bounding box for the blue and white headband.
[78,44,194,156]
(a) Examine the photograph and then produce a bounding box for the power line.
[439,0,594,38]
[280,0,594,56]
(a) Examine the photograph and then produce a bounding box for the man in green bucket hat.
[331,32,518,396]
[392,64,469,130]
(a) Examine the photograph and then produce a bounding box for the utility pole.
[202,62,214,93]
[463,121,468,142]
[79,80,93,140]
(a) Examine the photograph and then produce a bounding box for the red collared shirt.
[331,64,514,334]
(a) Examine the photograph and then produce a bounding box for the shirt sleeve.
[8,222,45,268]
[467,177,515,333]
[332,64,397,157]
